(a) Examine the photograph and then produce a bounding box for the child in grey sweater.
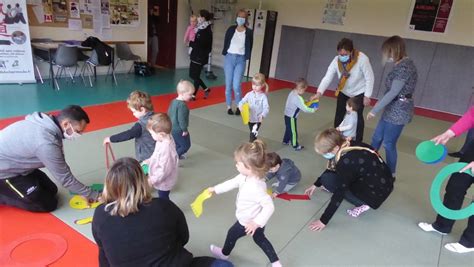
[336,97,359,139]
[265,152,302,198]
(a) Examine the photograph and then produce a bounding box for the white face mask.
[64,124,81,141]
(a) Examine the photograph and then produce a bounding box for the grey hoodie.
[0,112,96,199]
[266,158,302,194]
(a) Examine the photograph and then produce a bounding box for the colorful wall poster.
[110,0,139,27]
[408,0,454,33]
[0,0,36,83]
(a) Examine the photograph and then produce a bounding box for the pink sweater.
[450,106,474,136]
[184,25,196,43]
[148,137,179,191]
[214,174,274,227]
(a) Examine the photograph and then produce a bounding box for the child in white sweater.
[208,140,282,267]
[238,73,270,142]
[336,97,359,139]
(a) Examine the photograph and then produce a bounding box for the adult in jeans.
[304,128,394,231]
[311,38,374,142]
[93,157,233,267]
[366,36,418,178]
[189,9,213,100]
[0,105,100,212]
[418,106,474,254]
[222,9,253,115]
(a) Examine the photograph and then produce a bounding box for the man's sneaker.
[204,88,211,99]
[294,145,304,151]
[227,108,234,115]
[210,244,229,260]
[418,222,447,235]
[444,242,474,253]
[347,204,370,217]
[235,108,241,115]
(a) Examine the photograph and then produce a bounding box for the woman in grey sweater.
[367,36,418,178]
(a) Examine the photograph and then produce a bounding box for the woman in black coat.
[92,157,233,267]
[304,128,394,232]
[189,9,213,100]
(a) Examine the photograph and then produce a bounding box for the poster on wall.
[52,0,68,22]
[408,0,454,33]
[110,0,139,27]
[0,0,36,83]
[322,0,348,25]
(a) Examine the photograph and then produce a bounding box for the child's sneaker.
[282,141,289,146]
[235,108,241,115]
[444,242,474,253]
[347,204,370,217]
[227,108,234,115]
[179,153,187,160]
[210,244,229,260]
[272,260,283,267]
[418,222,447,235]
[294,145,304,151]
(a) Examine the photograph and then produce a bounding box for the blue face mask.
[338,54,350,63]
[322,152,336,160]
[236,17,246,26]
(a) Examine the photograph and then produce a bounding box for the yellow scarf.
[335,50,359,97]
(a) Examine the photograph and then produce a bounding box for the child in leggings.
[238,73,269,142]
[208,140,282,267]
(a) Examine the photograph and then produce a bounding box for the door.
[147,0,177,68]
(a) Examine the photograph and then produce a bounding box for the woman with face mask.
[311,38,374,143]
[222,9,253,115]
[189,9,213,100]
[304,128,394,232]
[366,36,418,179]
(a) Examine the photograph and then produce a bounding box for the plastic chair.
[31,38,53,84]
[115,42,141,73]
[53,45,78,90]
[80,49,117,87]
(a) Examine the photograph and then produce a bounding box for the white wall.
[29,2,148,77]
[214,0,474,77]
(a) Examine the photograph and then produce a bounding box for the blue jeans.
[371,119,405,175]
[172,130,191,157]
[224,53,246,107]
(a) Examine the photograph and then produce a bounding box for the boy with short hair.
[266,152,302,198]
[168,80,194,159]
[103,90,155,162]
[336,97,359,139]
[283,78,317,151]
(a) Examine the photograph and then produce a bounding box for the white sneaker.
[418,222,447,235]
[210,244,229,260]
[272,260,283,267]
[444,242,474,253]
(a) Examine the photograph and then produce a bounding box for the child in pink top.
[433,106,474,145]
[207,140,282,267]
[143,113,179,200]
[184,15,197,54]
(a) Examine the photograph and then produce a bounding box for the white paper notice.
[32,5,45,24]
[68,19,83,31]
[102,14,111,28]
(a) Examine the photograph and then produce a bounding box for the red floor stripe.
[306,86,461,122]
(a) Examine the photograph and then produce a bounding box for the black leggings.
[189,61,208,96]
[433,141,474,248]
[0,169,58,212]
[222,221,279,263]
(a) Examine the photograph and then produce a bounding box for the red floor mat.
[0,206,98,266]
